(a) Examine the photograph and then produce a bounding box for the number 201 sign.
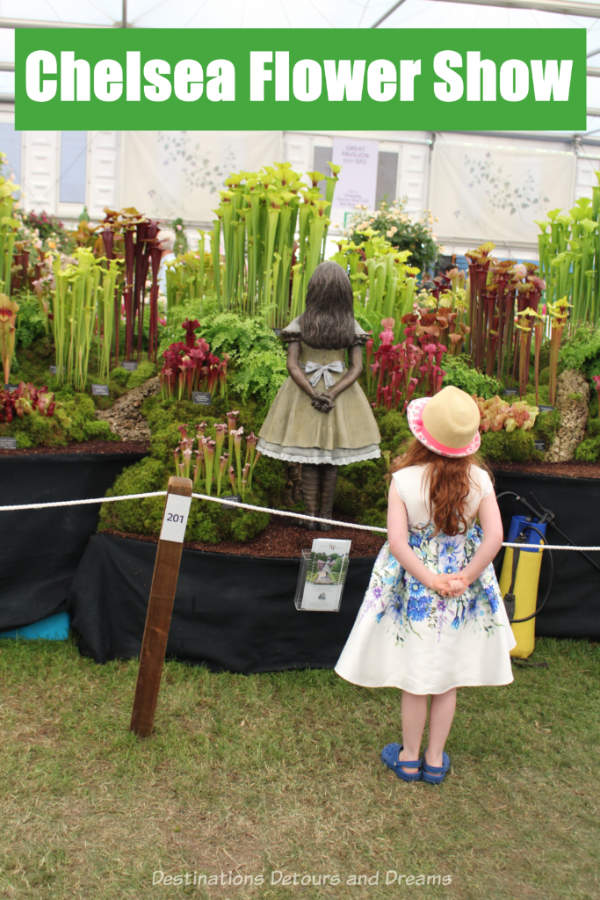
[159,493,192,543]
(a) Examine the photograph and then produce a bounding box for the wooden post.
[130,476,192,737]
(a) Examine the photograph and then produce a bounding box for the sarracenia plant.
[0,295,18,385]
[165,237,214,310]
[51,249,119,390]
[514,307,543,399]
[331,231,418,337]
[0,164,20,297]
[547,297,572,405]
[211,162,339,328]
[160,320,228,401]
[536,174,600,325]
[99,207,166,362]
[174,418,259,500]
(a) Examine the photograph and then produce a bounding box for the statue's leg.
[319,464,338,531]
[301,464,320,529]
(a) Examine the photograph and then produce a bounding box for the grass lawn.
[0,636,598,899]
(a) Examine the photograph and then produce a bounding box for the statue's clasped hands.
[311,392,335,414]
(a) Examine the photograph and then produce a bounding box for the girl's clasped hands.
[430,572,468,597]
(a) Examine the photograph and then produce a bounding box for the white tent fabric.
[430,133,576,245]
[121,131,282,221]
[1,0,600,254]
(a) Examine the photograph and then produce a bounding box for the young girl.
[257,261,380,528]
[335,386,516,784]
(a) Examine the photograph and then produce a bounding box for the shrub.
[346,200,439,275]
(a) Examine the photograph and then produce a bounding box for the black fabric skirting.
[494,470,600,640]
[0,451,145,630]
[70,534,375,671]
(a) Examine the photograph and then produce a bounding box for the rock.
[545,369,589,462]
[95,376,160,443]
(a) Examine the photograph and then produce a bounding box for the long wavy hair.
[391,439,492,536]
[300,261,355,349]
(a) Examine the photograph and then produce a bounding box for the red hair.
[391,439,492,536]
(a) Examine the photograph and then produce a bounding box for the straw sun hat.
[406,386,481,458]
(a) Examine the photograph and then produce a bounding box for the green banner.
[15,28,586,131]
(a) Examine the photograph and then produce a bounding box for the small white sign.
[159,493,192,543]
[331,137,378,215]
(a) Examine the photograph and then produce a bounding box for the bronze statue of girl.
[257,260,381,529]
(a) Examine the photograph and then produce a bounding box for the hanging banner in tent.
[331,138,378,221]
[429,136,576,246]
[120,131,282,222]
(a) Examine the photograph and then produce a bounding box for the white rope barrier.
[0,491,166,512]
[0,490,597,552]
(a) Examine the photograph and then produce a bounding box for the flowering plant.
[345,200,439,276]
[160,319,228,401]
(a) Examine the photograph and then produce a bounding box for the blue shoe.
[381,743,422,782]
[422,751,451,784]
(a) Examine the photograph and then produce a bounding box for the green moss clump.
[574,437,600,462]
[480,430,540,463]
[109,366,130,388]
[2,389,117,448]
[375,409,412,456]
[534,409,560,446]
[587,417,600,437]
[442,354,502,399]
[125,360,157,389]
[9,411,68,447]
[99,458,167,536]
[335,458,388,528]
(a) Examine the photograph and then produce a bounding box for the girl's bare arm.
[459,492,504,585]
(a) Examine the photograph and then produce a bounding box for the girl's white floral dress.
[335,464,516,694]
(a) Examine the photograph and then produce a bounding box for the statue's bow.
[304,360,344,389]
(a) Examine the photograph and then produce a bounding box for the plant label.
[159,493,192,543]
[0,436,17,449]
[49,365,57,375]
[122,360,138,371]
[192,391,212,405]
[91,384,110,396]
[221,494,242,504]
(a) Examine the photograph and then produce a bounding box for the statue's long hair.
[300,261,356,349]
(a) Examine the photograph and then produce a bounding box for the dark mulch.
[491,461,600,480]
[106,518,387,559]
[0,440,149,456]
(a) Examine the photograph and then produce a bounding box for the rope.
[0,492,166,512]
[190,491,386,533]
[0,490,597,552]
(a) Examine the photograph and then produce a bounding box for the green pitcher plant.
[51,248,120,390]
[173,413,260,501]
